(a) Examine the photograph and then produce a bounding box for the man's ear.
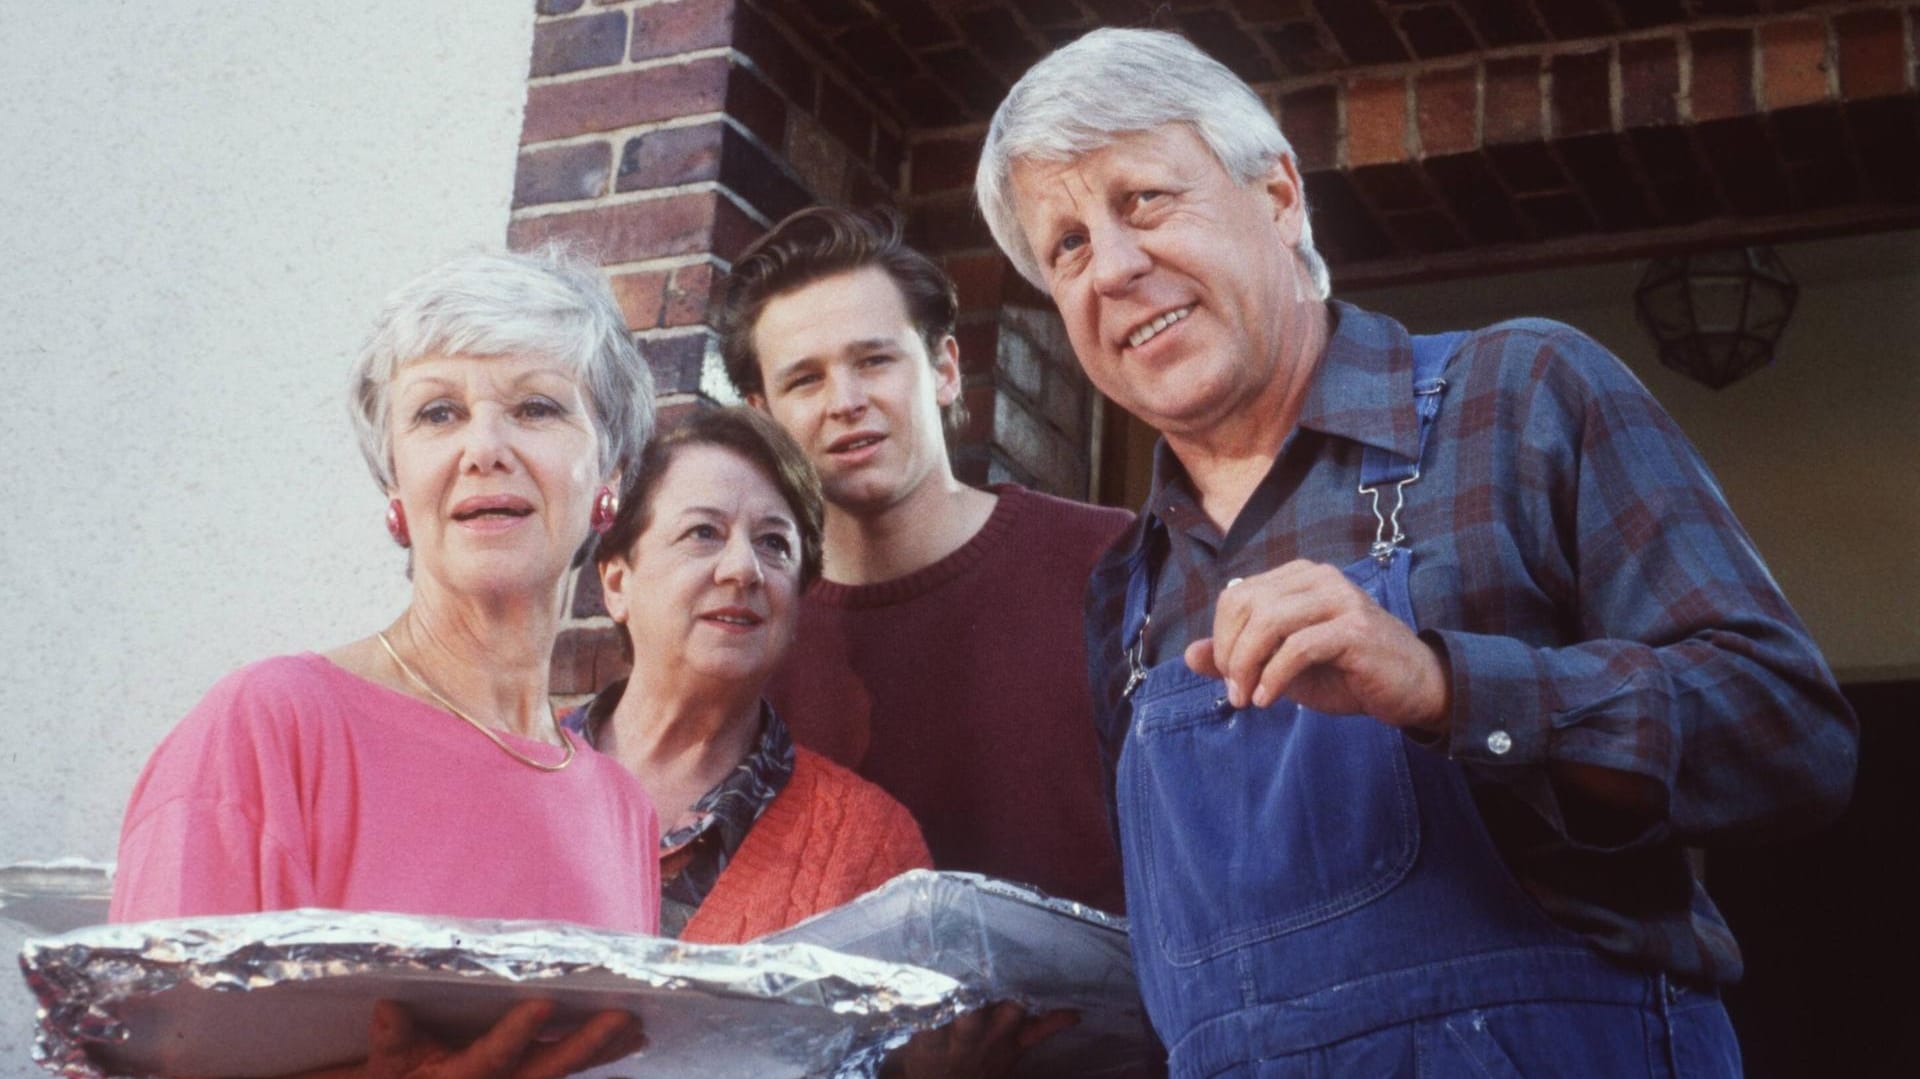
[598,557,630,625]
[1263,154,1307,248]
[932,334,962,408]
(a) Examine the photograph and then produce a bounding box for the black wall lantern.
[1634,246,1799,389]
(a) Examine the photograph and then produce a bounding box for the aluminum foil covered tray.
[768,870,1150,1077]
[4,861,117,1073]
[14,868,1147,1078]
[20,909,965,1079]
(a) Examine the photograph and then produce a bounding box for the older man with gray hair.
[979,27,1856,1077]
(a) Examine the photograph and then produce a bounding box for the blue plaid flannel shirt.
[1084,301,1858,985]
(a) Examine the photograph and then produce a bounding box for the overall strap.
[1128,329,1467,684]
[1119,519,1167,699]
[1359,331,1465,561]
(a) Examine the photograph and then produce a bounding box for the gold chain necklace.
[376,631,575,772]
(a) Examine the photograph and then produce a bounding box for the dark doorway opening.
[1716,679,1917,1077]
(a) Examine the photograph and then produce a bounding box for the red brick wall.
[907,133,1100,495]
[1272,5,1920,269]
[521,0,1918,693]
[513,2,1105,699]
[509,0,902,408]
[514,0,973,696]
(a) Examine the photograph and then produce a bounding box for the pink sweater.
[111,654,660,933]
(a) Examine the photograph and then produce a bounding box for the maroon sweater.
[767,485,1133,913]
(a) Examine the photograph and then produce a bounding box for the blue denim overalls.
[1113,334,1742,1077]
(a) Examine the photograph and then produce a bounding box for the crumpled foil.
[20,909,966,1079]
[13,867,1147,1079]
[769,870,1149,1077]
[4,860,117,1077]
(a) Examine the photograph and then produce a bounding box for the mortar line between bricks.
[1250,9,1873,98]
[527,47,732,87]
[599,253,717,276]
[906,121,993,145]
[521,112,726,152]
[715,184,771,230]
[508,179,727,219]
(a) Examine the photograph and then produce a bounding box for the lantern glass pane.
[1637,284,1686,341]
[1689,276,1749,335]
[1748,246,1792,284]
[1691,250,1746,276]
[1747,282,1795,339]
[1704,334,1739,377]
[1641,246,1795,389]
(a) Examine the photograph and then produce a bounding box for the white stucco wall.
[1350,230,1920,683]
[0,1,535,876]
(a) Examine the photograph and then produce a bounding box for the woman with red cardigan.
[568,406,930,943]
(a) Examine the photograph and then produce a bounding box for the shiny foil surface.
[13,868,1146,1078]
[769,870,1149,1077]
[3,861,116,1075]
[20,908,965,1079]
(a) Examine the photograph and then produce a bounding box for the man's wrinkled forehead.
[1015,120,1229,185]
[1014,124,1224,199]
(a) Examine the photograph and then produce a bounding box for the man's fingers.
[582,1012,648,1070]
[1208,584,1255,675]
[1247,610,1451,725]
[1014,1008,1080,1051]
[340,1001,634,1079]
[906,1024,951,1055]
[980,1001,1026,1042]
[368,1000,414,1063]
[941,1002,1017,1051]
[1191,563,1385,709]
[1218,579,1346,708]
[440,999,552,1079]
[881,1001,1075,1079]
[515,1010,640,1079]
[1190,563,1335,691]
[1220,613,1294,709]
[1184,637,1221,679]
[952,1006,991,1038]
[364,1000,470,1079]
[1251,621,1343,710]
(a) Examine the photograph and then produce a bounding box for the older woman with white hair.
[111,247,661,1076]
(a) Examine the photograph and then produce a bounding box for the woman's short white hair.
[977,27,1332,301]
[349,245,656,492]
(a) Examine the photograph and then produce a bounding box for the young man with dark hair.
[718,206,1130,915]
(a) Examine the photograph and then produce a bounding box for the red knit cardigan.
[680,746,931,944]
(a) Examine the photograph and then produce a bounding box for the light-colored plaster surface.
[0,3,535,1056]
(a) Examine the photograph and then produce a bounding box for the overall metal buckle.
[1357,471,1419,564]
[1357,378,1444,564]
[1121,615,1150,700]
